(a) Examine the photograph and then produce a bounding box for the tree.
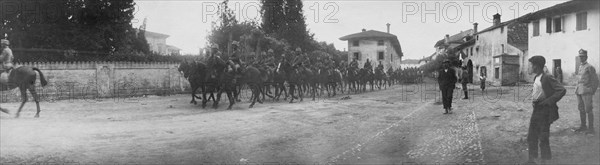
[2,0,148,54]
[260,0,314,52]
[260,0,285,35]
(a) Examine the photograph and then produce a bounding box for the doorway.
[553,59,562,83]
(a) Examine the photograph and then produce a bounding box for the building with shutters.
[524,0,599,85]
[339,25,404,71]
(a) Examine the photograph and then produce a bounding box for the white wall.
[347,39,401,71]
[528,8,600,85]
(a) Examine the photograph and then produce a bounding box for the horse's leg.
[249,84,257,108]
[214,89,222,109]
[289,84,295,103]
[28,87,42,118]
[257,84,264,104]
[15,87,28,118]
[227,90,234,110]
[191,85,198,104]
[201,86,208,108]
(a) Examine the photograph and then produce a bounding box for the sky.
[132,0,567,60]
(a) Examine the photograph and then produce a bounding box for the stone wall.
[0,62,190,103]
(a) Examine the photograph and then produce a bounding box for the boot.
[587,113,595,135]
[575,112,587,132]
[462,91,469,99]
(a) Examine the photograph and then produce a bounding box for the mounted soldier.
[228,41,243,72]
[376,61,384,72]
[0,39,14,84]
[364,59,373,71]
[0,39,48,118]
[349,58,359,70]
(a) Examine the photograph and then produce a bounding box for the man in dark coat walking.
[525,56,566,164]
[438,59,457,114]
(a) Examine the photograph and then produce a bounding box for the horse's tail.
[32,67,48,87]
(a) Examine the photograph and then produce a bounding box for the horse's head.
[178,62,190,78]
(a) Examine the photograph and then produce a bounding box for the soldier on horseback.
[364,59,373,71]
[376,61,384,72]
[228,41,243,72]
[0,39,14,84]
[349,58,359,70]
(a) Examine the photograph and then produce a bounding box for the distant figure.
[364,59,372,70]
[479,71,486,92]
[574,49,599,135]
[461,66,469,99]
[438,59,457,114]
[525,56,566,165]
[349,58,359,70]
[554,66,563,84]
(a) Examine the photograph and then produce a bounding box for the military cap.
[442,59,450,63]
[579,49,588,57]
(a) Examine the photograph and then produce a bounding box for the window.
[553,17,562,32]
[470,47,473,56]
[352,40,359,47]
[577,12,587,31]
[533,21,540,36]
[390,54,393,62]
[501,44,505,53]
[353,52,360,60]
[377,40,384,46]
[378,51,384,60]
[494,67,500,79]
[546,17,552,33]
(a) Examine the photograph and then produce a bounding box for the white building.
[339,27,404,71]
[524,0,599,85]
[469,13,528,86]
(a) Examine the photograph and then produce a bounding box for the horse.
[281,61,300,103]
[271,62,288,101]
[0,66,48,118]
[203,56,229,109]
[327,68,343,97]
[178,61,210,105]
[346,67,360,93]
[297,65,316,101]
[374,68,387,89]
[241,65,266,108]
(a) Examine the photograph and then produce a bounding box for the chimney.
[362,28,366,32]
[386,23,391,33]
[493,13,501,26]
[444,34,450,44]
[473,23,478,33]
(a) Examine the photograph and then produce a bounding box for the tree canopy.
[2,0,150,61]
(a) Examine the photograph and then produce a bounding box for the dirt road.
[1,83,599,164]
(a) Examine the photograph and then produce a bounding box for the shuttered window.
[533,21,540,36]
[546,17,552,33]
[576,12,587,31]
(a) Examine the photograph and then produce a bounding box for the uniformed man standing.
[575,49,599,134]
